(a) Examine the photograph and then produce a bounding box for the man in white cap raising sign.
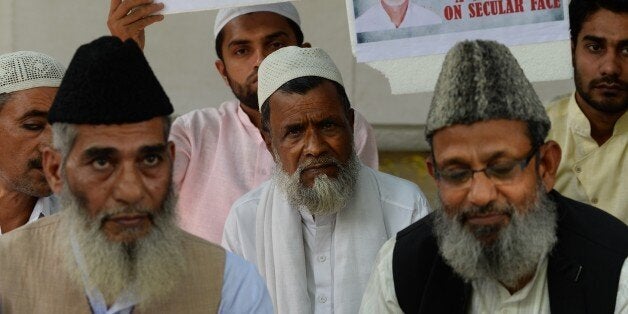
[0,51,65,234]
[108,1,379,244]
[222,46,431,314]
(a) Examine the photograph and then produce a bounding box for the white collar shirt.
[470,257,550,314]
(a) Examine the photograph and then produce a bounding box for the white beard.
[59,184,186,305]
[273,152,360,216]
[433,184,557,288]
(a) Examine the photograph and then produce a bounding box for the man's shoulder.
[0,214,64,269]
[231,181,270,213]
[396,213,435,242]
[356,4,382,20]
[553,191,628,256]
[0,214,61,247]
[179,229,225,255]
[370,168,421,194]
[545,93,572,118]
[369,168,426,208]
[172,100,240,129]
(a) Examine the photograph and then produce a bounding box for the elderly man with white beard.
[0,36,272,313]
[360,40,628,314]
[222,46,431,314]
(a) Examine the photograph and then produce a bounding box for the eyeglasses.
[434,146,539,189]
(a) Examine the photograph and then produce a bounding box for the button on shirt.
[546,93,628,223]
[300,208,335,314]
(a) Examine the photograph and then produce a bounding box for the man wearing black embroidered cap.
[0,36,272,313]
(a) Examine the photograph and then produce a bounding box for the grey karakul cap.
[426,40,550,142]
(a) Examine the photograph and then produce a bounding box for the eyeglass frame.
[432,145,541,188]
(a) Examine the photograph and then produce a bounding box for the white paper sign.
[159,0,297,15]
[348,0,569,62]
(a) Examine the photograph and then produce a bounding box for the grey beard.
[433,184,557,288]
[273,152,360,216]
[59,184,185,304]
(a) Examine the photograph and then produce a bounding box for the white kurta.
[223,165,431,314]
[360,238,628,313]
[355,2,442,33]
[0,196,58,235]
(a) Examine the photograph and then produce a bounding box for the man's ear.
[167,141,176,161]
[537,141,562,192]
[300,42,312,48]
[42,147,64,194]
[215,59,230,86]
[261,129,276,161]
[426,155,437,179]
[348,108,355,133]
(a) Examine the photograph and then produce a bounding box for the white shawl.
[255,166,390,313]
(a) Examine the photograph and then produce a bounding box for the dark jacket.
[392,190,628,314]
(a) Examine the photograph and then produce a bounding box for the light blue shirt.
[219,251,273,313]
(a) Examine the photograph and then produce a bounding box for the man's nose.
[466,172,498,207]
[303,129,329,158]
[599,51,622,77]
[254,47,275,68]
[113,164,144,206]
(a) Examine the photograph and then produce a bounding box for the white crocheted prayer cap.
[213,2,300,38]
[257,46,343,109]
[0,51,65,94]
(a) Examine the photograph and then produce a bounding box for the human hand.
[107,0,164,50]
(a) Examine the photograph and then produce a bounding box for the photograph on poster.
[350,0,568,62]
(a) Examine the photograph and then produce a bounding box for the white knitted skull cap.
[0,51,65,94]
[214,2,300,38]
[257,46,343,110]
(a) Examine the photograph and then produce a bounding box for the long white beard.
[59,185,185,304]
[273,152,360,216]
[433,184,557,288]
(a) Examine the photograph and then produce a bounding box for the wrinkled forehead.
[71,118,168,152]
[0,87,57,118]
[431,120,532,161]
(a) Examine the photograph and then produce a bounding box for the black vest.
[393,190,628,314]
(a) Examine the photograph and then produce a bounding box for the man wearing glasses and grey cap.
[361,40,628,313]
[107,1,379,244]
[0,51,64,234]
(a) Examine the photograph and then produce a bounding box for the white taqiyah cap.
[257,46,343,110]
[0,51,65,94]
[213,2,300,38]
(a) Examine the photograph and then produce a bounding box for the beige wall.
[1,0,574,150]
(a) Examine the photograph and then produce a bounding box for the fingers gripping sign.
[108,0,164,50]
